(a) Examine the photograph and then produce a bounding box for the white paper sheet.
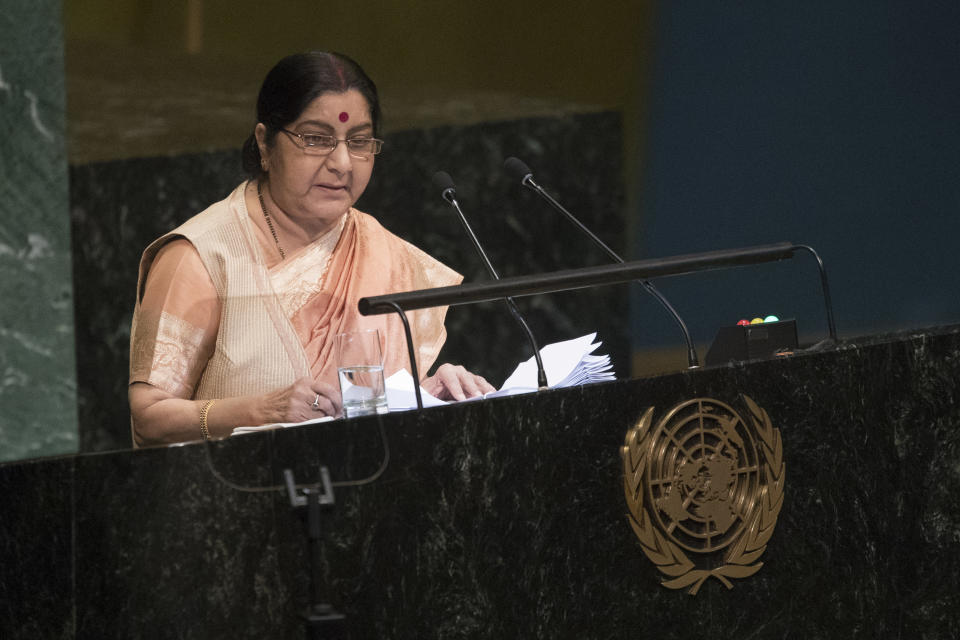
[385,369,449,411]
[231,415,335,436]
[384,332,615,409]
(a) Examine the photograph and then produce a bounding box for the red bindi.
[339,111,349,122]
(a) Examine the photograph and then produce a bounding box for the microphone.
[504,157,701,369]
[432,171,549,389]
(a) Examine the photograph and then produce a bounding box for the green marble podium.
[2,325,959,638]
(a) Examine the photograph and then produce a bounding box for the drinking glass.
[335,329,388,418]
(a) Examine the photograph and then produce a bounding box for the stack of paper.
[385,332,614,411]
[498,332,614,390]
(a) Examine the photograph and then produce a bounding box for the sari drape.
[130,182,461,400]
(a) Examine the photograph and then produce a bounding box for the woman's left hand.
[422,363,496,401]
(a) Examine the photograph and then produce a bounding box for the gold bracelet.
[199,399,216,440]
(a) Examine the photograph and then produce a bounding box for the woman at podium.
[128,51,493,446]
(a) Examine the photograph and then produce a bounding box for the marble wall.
[0,1,78,462]
[69,111,630,453]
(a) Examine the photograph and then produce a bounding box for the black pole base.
[303,603,347,640]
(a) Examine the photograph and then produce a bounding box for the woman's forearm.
[129,382,268,446]
[128,377,341,446]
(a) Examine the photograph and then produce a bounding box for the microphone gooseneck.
[432,171,550,389]
[504,157,701,369]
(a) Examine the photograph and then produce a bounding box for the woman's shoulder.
[351,208,462,288]
[173,182,249,240]
[351,208,422,256]
[142,182,247,255]
[151,237,204,271]
[350,208,423,252]
[137,183,249,300]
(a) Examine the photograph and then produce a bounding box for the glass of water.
[335,329,389,418]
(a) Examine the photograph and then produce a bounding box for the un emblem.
[621,396,785,594]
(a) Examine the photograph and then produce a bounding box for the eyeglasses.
[279,128,383,159]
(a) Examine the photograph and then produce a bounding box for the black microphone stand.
[504,158,701,369]
[359,242,838,360]
[284,469,347,640]
[434,172,549,389]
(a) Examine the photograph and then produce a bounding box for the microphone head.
[432,170,456,193]
[503,157,534,183]
[432,170,458,204]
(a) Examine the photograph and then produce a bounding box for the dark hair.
[241,51,381,178]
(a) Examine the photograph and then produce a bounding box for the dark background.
[635,1,960,351]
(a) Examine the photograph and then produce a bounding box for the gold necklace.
[256,180,286,260]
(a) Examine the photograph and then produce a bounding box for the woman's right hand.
[131,377,342,447]
[259,376,342,424]
[422,363,495,401]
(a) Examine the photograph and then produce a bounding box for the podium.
[2,325,960,638]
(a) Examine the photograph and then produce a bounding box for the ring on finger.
[312,394,321,411]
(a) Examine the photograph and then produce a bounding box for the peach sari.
[130,187,461,400]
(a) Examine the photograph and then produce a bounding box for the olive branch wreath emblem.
[621,396,785,595]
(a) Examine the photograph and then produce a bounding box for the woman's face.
[257,89,375,229]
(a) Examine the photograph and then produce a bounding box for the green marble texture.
[0,2,78,461]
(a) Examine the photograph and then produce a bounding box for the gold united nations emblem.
[621,396,785,595]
